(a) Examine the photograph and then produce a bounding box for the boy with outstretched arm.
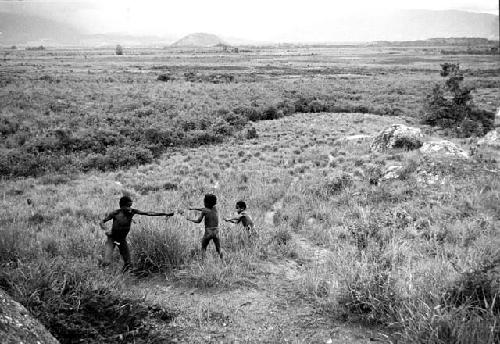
[99,195,174,271]
[224,200,255,235]
[186,194,223,259]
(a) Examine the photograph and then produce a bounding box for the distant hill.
[0,9,497,46]
[0,12,175,46]
[380,10,499,41]
[171,33,226,47]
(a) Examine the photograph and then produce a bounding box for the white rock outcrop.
[0,289,59,344]
[419,140,469,159]
[477,129,500,148]
[379,165,404,181]
[370,124,423,152]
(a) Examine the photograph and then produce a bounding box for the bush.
[0,149,76,177]
[82,146,153,171]
[1,259,174,344]
[130,225,190,272]
[421,63,494,137]
[444,260,500,315]
[157,73,174,81]
[115,44,123,55]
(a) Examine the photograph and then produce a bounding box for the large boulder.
[477,129,500,148]
[370,124,423,152]
[420,140,469,159]
[379,165,404,182]
[0,288,59,343]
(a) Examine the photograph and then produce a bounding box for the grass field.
[1,45,498,176]
[0,45,499,343]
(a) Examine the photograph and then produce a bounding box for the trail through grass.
[1,111,498,343]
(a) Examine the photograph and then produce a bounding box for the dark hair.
[119,196,133,207]
[204,194,217,209]
[236,201,247,210]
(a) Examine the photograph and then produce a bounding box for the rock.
[0,289,59,344]
[419,140,469,159]
[477,129,500,148]
[370,124,423,152]
[380,165,404,181]
[416,169,443,185]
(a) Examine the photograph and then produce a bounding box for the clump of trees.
[115,44,124,55]
[421,63,494,137]
[26,45,46,51]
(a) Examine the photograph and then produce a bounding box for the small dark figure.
[187,194,223,259]
[224,201,255,235]
[100,196,173,271]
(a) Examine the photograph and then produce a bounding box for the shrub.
[443,260,500,315]
[115,44,124,55]
[421,63,494,137]
[157,73,174,81]
[26,45,45,51]
[82,146,153,171]
[130,225,190,272]
[1,259,174,344]
[0,227,36,264]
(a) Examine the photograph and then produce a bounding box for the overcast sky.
[1,0,498,41]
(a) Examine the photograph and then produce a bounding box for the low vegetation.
[0,45,499,343]
[1,46,498,178]
[421,62,495,137]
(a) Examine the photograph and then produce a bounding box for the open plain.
[1,45,499,343]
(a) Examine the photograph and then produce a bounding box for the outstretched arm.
[135,210,174,217]
[187,211,204,224]
[224,216,241,224]
[188,207,204,211]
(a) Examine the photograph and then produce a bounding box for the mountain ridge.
[0,9,498,46]
[171,33,226,47]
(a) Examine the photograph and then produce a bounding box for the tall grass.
[1,106,498,343]
[293,151,500,343]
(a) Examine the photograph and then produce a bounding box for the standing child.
[186,194,223,259]
[99,195,174,271]
[224,201,255,236]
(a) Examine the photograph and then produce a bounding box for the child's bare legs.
[101,237,132,271]
[118,240,132,271]
[102,237,115,266]
[201,233,223,260]
[213,237,223,259]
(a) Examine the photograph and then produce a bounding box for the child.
[186,194,223,259]
[99,195,174,271]
[224,201,255,235]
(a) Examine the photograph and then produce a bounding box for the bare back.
[203,207,219,230]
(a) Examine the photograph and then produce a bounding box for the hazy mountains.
[0,9,498,46]
[0,12,175,46]
[171,33,226,47]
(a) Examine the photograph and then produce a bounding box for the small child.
[186,194,223,259]
[99,195,174,271]
[224,201,255,235]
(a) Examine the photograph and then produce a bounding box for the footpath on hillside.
[129,231,385,343]
[124,113,401,343]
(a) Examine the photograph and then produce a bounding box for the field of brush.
[0,45,499,343]
[1,45,498,177]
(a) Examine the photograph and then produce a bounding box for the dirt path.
[128,232,385,343]
[123,115,397,343]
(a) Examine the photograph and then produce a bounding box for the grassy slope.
[1,110,499,343]
[0,46,499,343]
